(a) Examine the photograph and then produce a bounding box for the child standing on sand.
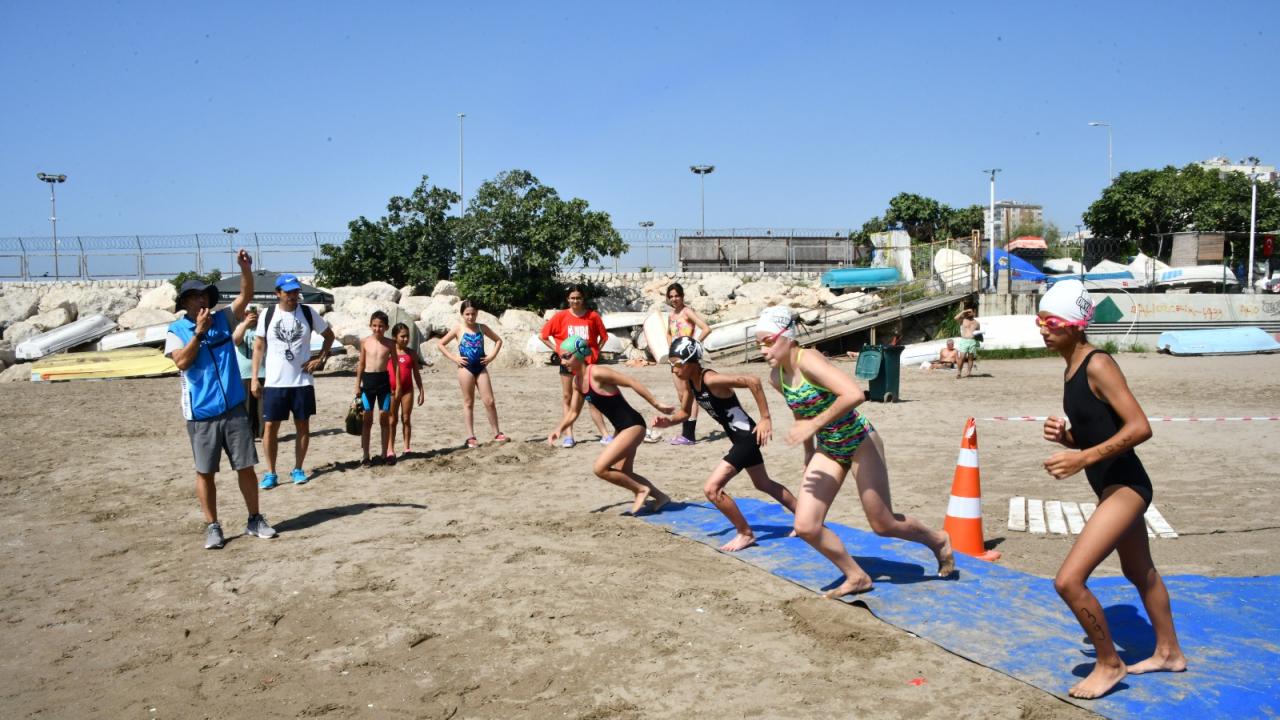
[663,283,712,445]
[355,311,399,466]
[437,300,508,448]
[549,336,673,516]
[1037,279,1186,699]
[387,322,425,456]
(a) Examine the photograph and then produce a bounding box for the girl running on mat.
[756,306,953,598]
[663,283,712,445]
[387,323,425,455]
[1038,279,1186,699]
[548,336,673,516]
[653,336,797,551]
[437,300,508,448]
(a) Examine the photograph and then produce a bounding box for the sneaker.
[259,472,278,490]
[561,436,576,449]
[245,514,278,539]
[599,435,614,445]
[643,429,663,443]
[204,522,225,550]
[669,435,695,446]
[290,468,309,485]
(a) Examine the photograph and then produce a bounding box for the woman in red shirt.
[539,285,611,448]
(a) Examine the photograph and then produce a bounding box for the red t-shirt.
[539,309,607,364]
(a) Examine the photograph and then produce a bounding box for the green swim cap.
[559,335,590,359]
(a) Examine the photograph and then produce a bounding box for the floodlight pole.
[1249,169,1259,292]
[639,221,654,270]
[690,165,715,236]
[37,172,67,279]
[982,169,1001,292]
[1088,121,1113,182]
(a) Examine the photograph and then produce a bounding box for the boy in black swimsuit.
[654,337,798,551]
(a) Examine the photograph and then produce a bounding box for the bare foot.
[719,533,757,552]
[647,490,671,514]
[935,531,956,577]
[822,574,874,599]
[1069,662,1127,699]
[1127,651,1187,675]
[629,488,652,515]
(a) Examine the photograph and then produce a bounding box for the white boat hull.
[16,314,118,360]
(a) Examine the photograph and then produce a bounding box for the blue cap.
[275,273,302,292]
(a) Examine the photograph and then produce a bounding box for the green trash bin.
[854,344,904,402]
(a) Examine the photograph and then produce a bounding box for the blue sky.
[2,1,1276,238]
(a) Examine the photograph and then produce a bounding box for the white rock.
[0,362,29,382]
[420,296,464,336]
[732,279,787,305]
[323,312,365,346]
[687,295,720,317]
[786,288,821,308]
[35,287,79,320]
[817,288,842,305]
[342,296,400,325]
[27,307,74,332]
[138,284,178,311]
[2,320,42,343]
[499,309,544,334]
[117,307,177,330]
[360,281,399,303]
[398,295,434,319]
[40,286,138,321]
[595,296,631,313]
[319,351,360,374]
[697,275,741,301]
[331,284,397,313]
[0,289,40,330]
[398,284,419,300]
[432,280,458,297]
[717,302,767,324]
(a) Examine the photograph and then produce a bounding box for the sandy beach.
[1,352,1277,719]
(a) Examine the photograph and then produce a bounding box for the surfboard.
[642,311,668,362]
[30,347,177,382]
[97,321,171,351]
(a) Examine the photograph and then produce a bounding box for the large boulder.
[0,362,30,383]
[331,283,399,313]
[318,350,360,374]
[716,301,767,324]
[117,307,177,330]
[27,307,74,332]
[398,295,434,319]
[594,296,631,313]
[323,311,366,346]
[38,286,137,321]
[342,296,400,326]
[785,287,822,309]
[3,320,42,344]
[0,289,40,330]
[138,283,178,311]
[698,274,742,300]
[687,295,720,317]
[732,279,788,306]
[432,280,458,297]
[419,296,462,336]
[499,309,544,334]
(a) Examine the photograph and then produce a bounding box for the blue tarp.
[989,248,1047,282]
[1156,327,1280,356]
[639,498,1280,719]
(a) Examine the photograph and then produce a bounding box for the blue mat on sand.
[638,498,1280,719]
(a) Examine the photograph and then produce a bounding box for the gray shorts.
[186,404,258,474]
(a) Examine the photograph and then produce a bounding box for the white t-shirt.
[255,306,330,388]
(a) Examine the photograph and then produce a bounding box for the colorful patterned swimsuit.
[779,350,874,465]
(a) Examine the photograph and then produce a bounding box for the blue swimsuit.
[459,330,486,376]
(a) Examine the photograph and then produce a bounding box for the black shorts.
[361,372,392,412]
[723,430,764,471]
[262,385,317,422]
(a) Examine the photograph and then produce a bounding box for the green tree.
[454,170,626,310]
[1083,163,1280,255]
[851,194,984,248]
[170,268,222,292]
[314,176,459,289]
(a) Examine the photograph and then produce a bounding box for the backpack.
[262,304,314,351]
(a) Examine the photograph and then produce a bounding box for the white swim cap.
[755,305,796,339]
[1040,279,1094,326]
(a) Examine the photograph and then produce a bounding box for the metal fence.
[1,228,1273,283]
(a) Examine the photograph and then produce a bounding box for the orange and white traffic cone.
[943,417,1001,561]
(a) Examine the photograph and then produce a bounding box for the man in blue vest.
[165,249,277,550]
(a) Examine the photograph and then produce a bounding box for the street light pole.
[1088,121,1113,182]
[982,168,1001,292]
[457,113,466,217]
[37,172,67,279]
[638,221,654,271]
[1249,167,1259,292]
[690,165,715,236]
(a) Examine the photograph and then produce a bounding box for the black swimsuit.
[579,366,646,433]
[1063,350,1153,506]
[690,370,764,470]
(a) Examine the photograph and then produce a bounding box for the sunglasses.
[1035,315,1086,331]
